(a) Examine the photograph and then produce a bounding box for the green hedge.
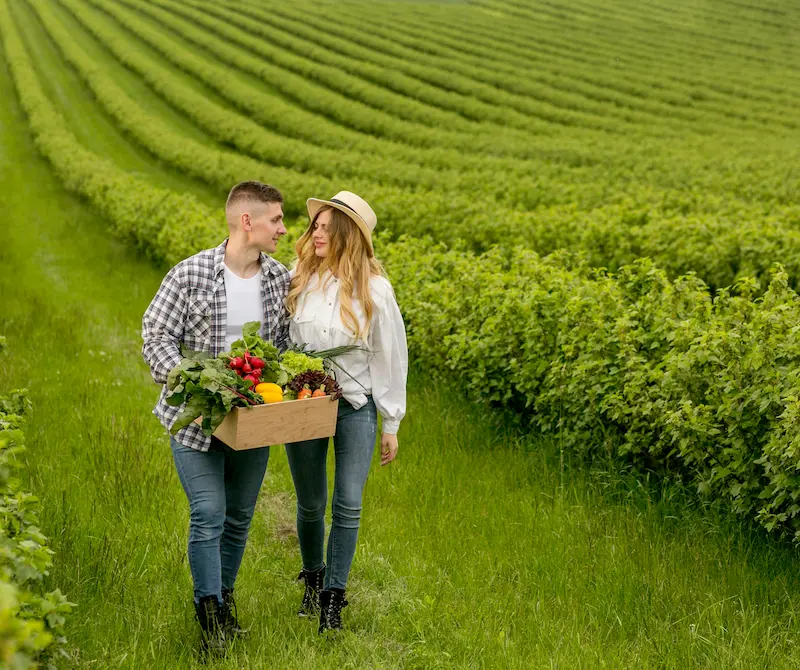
[0,337,73,670]
[0,0,224,265]
[383,237,800,541]
[21,0,800,294]
[147,0,624,137]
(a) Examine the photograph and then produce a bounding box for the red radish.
[249,357,265,369]
[241,362,253,373]
[243,374,258,385]
[230,357,244,369]
[251,368,262,378]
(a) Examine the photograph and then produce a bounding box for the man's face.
[246,201,286,254]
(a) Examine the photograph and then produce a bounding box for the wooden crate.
[195,396,339,450]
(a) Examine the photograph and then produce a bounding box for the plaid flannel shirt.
[142,240,290,452]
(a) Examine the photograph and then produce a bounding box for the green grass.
[5,36,800,670]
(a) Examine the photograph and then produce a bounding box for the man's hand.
[380,433,398,466]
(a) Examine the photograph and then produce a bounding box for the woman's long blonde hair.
[287,206,385,340]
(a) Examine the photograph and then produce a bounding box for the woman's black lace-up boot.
[318,588,348,633]
[297,565,326,618]
[220,588,248,638]
[194,595,228,656]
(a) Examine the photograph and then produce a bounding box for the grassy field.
[4,0,800,668]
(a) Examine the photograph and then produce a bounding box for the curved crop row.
[82,0,600,178]
[25,1,800,296]
[473,0,800,112]
[234,0,748,133]
[32,0,800,290]
[229,0,717,135]
[527,0,800,78]
[30,0,574,253]
[361,0,800,125]
[1,0,225,265]
[155,0,646,137]
[149,0,553,137]
[56,0,551,202]
[384,237,800,544]
[257,0,751,134]
[121,0,624,151]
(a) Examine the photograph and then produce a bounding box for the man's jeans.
[170,436,270,603]
[285,397,378,590]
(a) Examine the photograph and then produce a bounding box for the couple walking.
[141,181,408,652]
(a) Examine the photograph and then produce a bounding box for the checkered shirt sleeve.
[141,266,185,385]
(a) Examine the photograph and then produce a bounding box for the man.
[142,181,288,653]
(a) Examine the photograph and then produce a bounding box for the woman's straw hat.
[306,191,376,255]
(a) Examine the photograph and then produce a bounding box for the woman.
[285,191,408,633]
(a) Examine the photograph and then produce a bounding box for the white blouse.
[289,271,408,434]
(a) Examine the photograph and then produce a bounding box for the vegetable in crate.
[280,350,324,379]
[286,370,343,400]
[165,347,263,437]
[223,321,287,386]
[255,382,283,404]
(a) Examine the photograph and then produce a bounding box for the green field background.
[3,0,800,667]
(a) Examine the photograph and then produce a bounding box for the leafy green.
[166,352,263,436]
[280,350,324,380]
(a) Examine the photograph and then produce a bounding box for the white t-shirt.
[223,263,262,351]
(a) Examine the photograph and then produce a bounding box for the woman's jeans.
[170,436,270,604]
[285,397,378,591]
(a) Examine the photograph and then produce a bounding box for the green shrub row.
[0,336,73,670]
[151,0,629,137]
[237,0,800,209]
[93,0,558,163]
[432,0,797,118]
[383,237,800,541]
[60,0,800,215]
[0,0,224,266]
[123,0,625,150]
[26,0,553,251]
[240,0,710,132]
[499,0,795,93]
[26,0,800,293]
[62,0,556,196]
[390,0,796,130]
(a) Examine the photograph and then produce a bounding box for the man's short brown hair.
[226,181,283,210]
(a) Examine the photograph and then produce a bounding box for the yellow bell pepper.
[255,382,283,404]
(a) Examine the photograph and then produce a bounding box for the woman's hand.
[380,433,398,466]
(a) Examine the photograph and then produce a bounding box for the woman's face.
[312,209,332,257]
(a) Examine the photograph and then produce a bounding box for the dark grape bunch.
[286,371,343,399]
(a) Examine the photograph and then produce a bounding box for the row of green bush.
[383,239,800,541]
[31,2,800,296]
[86,0,800,213]
[234,0,713,132]
[121,0,625,149]
[27,0,800,296]
[0,0,223,265]
[90,0,549,162]
[0,337,73,669]
[439,0,796,117]
[61,0,559,202]
[148,0,626,137]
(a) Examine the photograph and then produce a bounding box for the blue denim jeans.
[285,397,378,590]
[170,436,270,604]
